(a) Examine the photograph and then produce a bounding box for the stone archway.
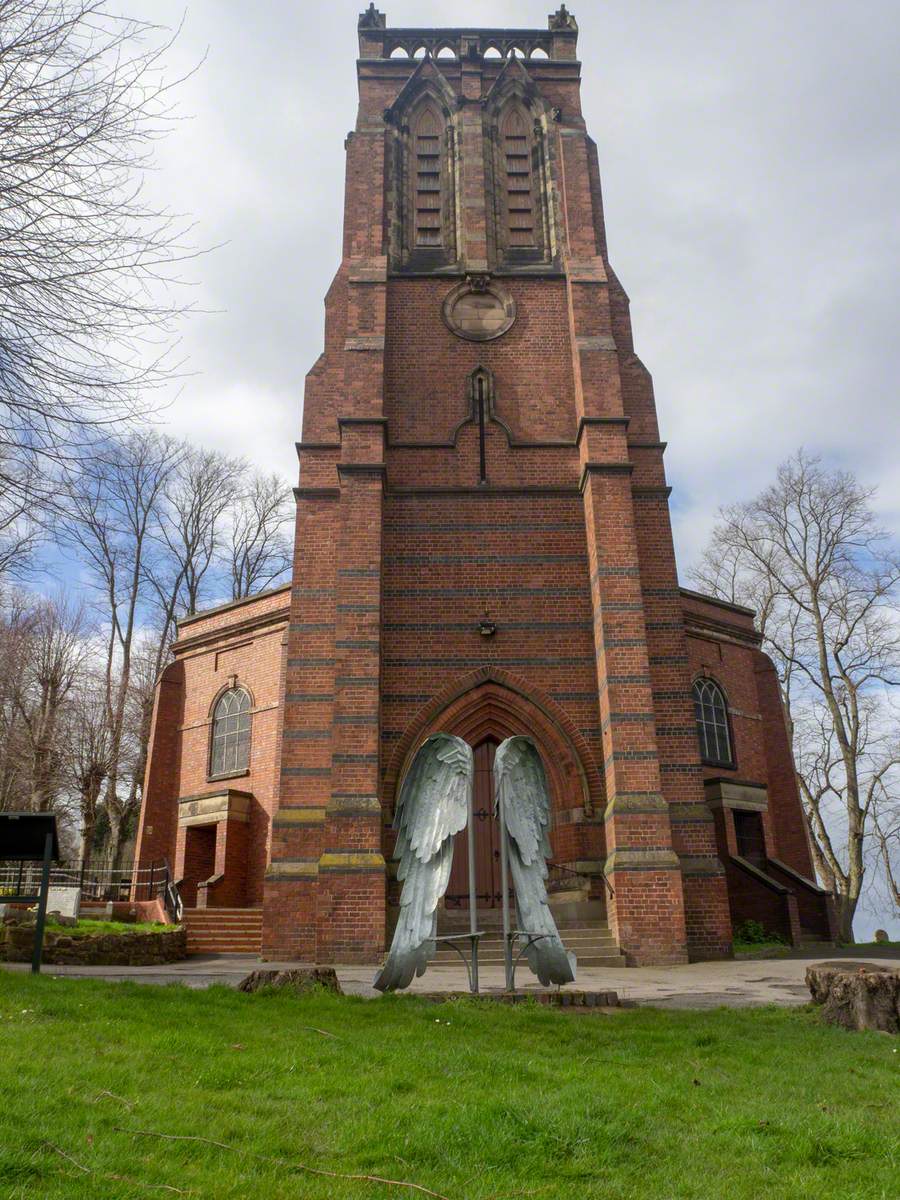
[383,671,606,917]
[383,667,604,819]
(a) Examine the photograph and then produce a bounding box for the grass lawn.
[733,939,791,958]
[0,973,896,1200]
[42,919,172,937]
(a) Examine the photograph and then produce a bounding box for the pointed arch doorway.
[444,738,506,912]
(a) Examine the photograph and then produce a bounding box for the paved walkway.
[3,945,897,1009]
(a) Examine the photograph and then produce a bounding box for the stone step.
[183,914,262,925]
[186,936,260,945]
[183,921,262,931]
[435,937,618,952]
[183,908,263,953]
[183,908,262,917]
[434,942,619,961]
[187,937,261,948]
[439,926,613,936]
[432,952,626,968]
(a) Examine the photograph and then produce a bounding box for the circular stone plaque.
[442,276,516,342]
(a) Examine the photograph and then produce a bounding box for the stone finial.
[358,3,386,30]
[549,5,578,31]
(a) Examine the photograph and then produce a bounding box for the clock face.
[442,278,516,342]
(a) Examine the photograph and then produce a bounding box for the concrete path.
[3,945,897,1009]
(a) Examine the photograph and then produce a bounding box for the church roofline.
[177,582,292,630]
[679,587,757,620]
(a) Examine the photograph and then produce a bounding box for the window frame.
[208,685,253,781]
[692,676,736,769]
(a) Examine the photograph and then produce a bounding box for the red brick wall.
[134,588,290,908]
[139,19,827,966]
[682,593,817,879]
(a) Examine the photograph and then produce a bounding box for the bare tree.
[226,471,293,600]
[0,453,42,580]
[0,0,195,519]
[147,446,241,654]
[694,451,900,941]
[60,669,111,861]
[10,596,91,812]
[60,431,184,866]
[0,590,33,810]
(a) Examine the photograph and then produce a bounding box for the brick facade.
[134,7,833,965]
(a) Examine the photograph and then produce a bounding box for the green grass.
[733,939,791,957]
[43,919,173,937]
[0,973,897,1200]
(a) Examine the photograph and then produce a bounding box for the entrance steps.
[432,921,626,968]
[183,907,262,954]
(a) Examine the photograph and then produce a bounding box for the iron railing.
[546,860,614,900]
[0,857,182,918]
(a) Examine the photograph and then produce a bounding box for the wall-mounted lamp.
[477,616,497,638]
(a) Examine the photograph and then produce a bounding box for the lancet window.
[501,108,536,248]
[412,106,443,247]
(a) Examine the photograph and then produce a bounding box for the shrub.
[734,919,784,945]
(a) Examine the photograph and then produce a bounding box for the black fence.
[0,858,182,921]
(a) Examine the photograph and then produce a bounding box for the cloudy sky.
[132,1,898,934]
[142,0,900,571]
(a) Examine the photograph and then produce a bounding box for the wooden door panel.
[445,739,503,908]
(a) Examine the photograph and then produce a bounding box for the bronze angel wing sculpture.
[494,736,576,986]
[374,733,473,992]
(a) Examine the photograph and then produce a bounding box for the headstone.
[47,887,80,918]
[874,929,889,944]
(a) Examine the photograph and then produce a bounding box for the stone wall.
[2,924,186,966]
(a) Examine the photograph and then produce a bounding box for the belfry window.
[412,106,443,248]
[210,687,252,777]
[501,108,535,248]
[692,678,733,767]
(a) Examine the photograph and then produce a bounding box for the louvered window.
[502,109,535,248]
[413,107,443,247]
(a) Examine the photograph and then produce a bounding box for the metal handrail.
[546,859,614,900]
[0,857,180,909]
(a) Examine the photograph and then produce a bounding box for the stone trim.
[177,789,251,828]
[704,778,769,812]
[679,855,725,877]
[604,849,681,874]
[603,793,667,821]
[266,859,319,880]
[327,796,381,815]
[272,808,327,827]
[318,852,386,872]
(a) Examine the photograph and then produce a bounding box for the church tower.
[263,6,735,967]
[134,4,834,965]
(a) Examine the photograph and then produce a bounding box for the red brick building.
[134,7,835,966]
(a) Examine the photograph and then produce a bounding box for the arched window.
[692,678,733,766]
[411,104,444,248]
[488,98,554,266]
[209,687,252,777]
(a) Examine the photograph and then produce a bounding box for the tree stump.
[806,962,900,1033]
[237,967,342,995]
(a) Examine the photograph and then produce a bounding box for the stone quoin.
[133,7,836,966]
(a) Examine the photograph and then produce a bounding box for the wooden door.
[734,810,766,867]
[445,739,503,909]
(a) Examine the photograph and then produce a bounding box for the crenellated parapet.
[357,5,578,62]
